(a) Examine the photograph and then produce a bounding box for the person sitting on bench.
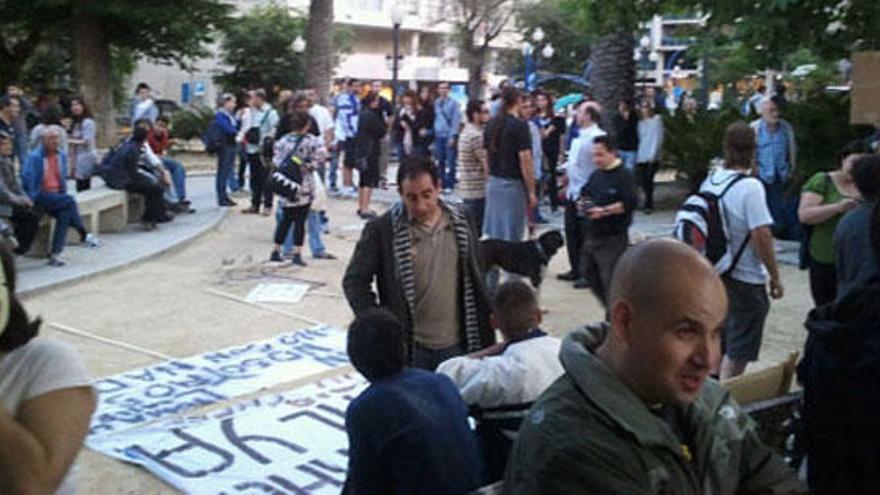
[21,127,100,266]
[438,280,563,482]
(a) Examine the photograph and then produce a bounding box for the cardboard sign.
[851,52,880,126]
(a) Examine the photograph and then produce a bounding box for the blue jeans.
[328,146,341,189]
[276,206,325,256]
[36,192,86,254]
[14,133,28,168]
[619,150,637,170]
[463,198,485,237]
[160,157,187,202]
[434,136,457,190]
[216,144,235,204]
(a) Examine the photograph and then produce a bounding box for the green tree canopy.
[214,5,307,98]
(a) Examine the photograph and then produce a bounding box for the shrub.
[170,105,215,141]
[661,93,874,192]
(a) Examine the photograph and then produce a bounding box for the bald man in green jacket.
[503,239,805,495]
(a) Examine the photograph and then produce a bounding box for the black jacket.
[102,139,143,190]
[355,109,386,163]
[343,201,494,357]
[798,274,880,495]
[580,163,638,238]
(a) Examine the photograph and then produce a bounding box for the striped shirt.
[455,123,487,200]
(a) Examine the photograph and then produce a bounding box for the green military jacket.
[502,325,806,495]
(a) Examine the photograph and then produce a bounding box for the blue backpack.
[201,121,225,154]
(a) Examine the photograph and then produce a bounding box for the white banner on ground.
[88,373,367,495]
[245,283,311,304]
[87,325,349,439]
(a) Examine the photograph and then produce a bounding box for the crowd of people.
[1,72,879,494]
[0,82,197,266]
[339,148,880,493]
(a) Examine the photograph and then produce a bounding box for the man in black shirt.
[371,81,394,186]
[579,135,638,307]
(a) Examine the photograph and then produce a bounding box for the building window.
[349,0,383,11]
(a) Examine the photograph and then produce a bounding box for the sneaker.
[357,210,378,220]
[48,254,66,267]
[219,199,237,207]
[270,250,283,262]
[557,271,578,282]
[84,233,102,248]
[573,278,590,289]
[313,252,337,260]
[291,254,307,267]
[177,201,196,214]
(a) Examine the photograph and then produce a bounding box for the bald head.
[600,239,728,406]
[609,238,723,313]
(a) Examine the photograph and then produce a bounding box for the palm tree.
[306,0,334,105]
[588,29,636,137]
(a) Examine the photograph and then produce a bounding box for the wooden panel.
[851,51,880,126]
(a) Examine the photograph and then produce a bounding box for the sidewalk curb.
[18,209,231,300]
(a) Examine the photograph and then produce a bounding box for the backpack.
[201,120,225,154]
[95,139,125,180]
[673,173,751,275]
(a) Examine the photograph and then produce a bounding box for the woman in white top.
[636,101,664,214]
[68,97,98,192]
[0,242,95,494]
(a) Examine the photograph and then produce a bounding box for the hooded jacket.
[798,274,880,494]
[503,324,805,495]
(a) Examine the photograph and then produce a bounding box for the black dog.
[478,230,565,289]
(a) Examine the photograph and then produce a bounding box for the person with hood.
[799,185,880,494]
[102,119,169,231]
[503,238,805,495]
[22,128,100,266]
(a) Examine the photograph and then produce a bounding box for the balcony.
[660,36,697,50]
[661,12,706,25]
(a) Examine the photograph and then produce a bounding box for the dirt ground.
[22,191,813,494]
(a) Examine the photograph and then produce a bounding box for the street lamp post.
[524,27,553,91]
[390,4,404,113]
[634,34,659,87]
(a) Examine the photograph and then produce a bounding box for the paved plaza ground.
[19,167,812,493]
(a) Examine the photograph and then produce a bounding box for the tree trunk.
[73,5,115,147]
[467,45,486,99]
[306,0,334,105]
[588,29,636,137]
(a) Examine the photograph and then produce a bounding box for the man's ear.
[609,299,635,348]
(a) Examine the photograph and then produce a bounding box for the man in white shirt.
[701,122,784,379]
[237,89,279,215]
[333,79,362,194]
[558,101,606,288]
[437,280,563,481]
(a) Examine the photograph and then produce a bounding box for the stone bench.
[26,182,141,256]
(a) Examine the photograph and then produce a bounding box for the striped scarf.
[390,200,482,359]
